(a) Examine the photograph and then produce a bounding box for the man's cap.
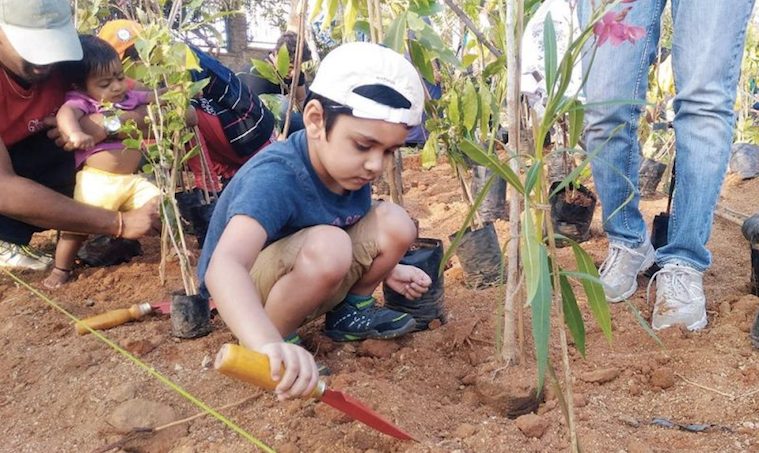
[98,19,142,59]
[309,42,424,127]
[0,0,82,65]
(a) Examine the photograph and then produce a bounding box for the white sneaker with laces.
[598,240,656,303]
[0,240,53,271]
[648,263,707,331]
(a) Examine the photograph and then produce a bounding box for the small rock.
[579,367,620,384]
[719,301,732,318]
[357,339,400,359]
[650,368,675,389]
[106,382,139,403]
[123,339,156,356]
[515,413,549,438]
[453,423,477,438]
[573,394,587,408]
[85,299,96,307]
[618,414,640,428]
[278,442,299,453]
[428,318,443,330]
[628,382,642,396]
[461,373,477,386]
[107,399,177,433]
[626,439,654,453]
[201,355,213,369]
[174,363,183,372]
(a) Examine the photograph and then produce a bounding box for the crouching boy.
[199,42,432,399]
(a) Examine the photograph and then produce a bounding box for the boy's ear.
[303,99,326,139]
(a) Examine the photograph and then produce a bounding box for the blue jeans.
[579,0,755,271]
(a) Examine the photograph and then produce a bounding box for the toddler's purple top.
[63,90,150,168]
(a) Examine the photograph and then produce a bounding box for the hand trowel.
[214,343,416,441]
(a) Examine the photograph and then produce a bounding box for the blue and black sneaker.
[324,294,416,342]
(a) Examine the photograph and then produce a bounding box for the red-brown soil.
[2,157,759,453]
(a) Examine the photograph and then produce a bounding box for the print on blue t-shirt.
[197,130,371,294]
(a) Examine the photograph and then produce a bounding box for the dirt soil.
[3,157,759,453]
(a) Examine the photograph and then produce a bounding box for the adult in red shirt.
[0,0,160,271]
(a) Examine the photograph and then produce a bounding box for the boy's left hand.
[384,264,432,299]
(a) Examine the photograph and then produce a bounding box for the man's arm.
[0,139,159,238]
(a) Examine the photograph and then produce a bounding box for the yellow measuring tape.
[2,269,274,453]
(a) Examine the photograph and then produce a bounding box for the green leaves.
[459,139,524,194]
[420,133,439,169]
[250,59,279,85]
[560,274,586,357]
[461,80,478,132]
[522,209,552,390]
[384,12,408,53]
[571,242,612,343]
[275,44,290,77]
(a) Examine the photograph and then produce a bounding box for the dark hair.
[62,34,121,88]
[307,84,413,136]
[306,92,352,136]
[275,31,312,63]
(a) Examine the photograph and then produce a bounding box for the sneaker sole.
[652,313,708,332]
[324,317,416,342]
[606,249,657,303]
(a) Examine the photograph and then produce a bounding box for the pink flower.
[593,10,646,46]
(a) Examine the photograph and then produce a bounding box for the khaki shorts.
[251,205,381,321]
[74,165,160,211]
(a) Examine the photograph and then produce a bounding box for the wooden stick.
[281,0,308,138]
[441,0,503,58]
[675,373,735,399]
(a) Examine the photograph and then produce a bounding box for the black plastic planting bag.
[384,238,447,331]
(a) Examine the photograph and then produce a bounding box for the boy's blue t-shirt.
[197,130,371,292]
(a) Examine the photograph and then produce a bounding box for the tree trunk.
[225,3,248,54]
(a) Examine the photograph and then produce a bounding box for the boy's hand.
[68,131,96,150]
[259,341,319,401]
[385,264,432,299]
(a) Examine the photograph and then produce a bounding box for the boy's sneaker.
[324,296,416,342]
[649,263,707,331]
[284,333,331,376]
[598,240,656,302]
[0,241,53,271]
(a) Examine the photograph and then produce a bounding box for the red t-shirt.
[0,68,67,147]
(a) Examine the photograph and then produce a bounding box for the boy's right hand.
[68,131,96,150]
[259,341,319,401]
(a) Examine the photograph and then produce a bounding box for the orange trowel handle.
[214,343,325,397]
[75,302,152,335]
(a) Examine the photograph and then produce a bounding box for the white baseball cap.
[0,0,82,65]
[309,42,425,127]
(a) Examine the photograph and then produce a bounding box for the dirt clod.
[579,367,620,384]
[453,423,477,438]
[650,367,676,389]
[357,339,400,358]
[515,413,549,438]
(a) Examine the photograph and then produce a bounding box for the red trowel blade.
[151,298,217,314]
[320,388,415,441]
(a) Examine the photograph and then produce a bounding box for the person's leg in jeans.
[0,133,75,270]
[579,0,665,301]
[650,0,755,330]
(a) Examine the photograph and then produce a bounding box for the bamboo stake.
[442,0,503,58]
[282,0,308,138]
[502,0,523,365]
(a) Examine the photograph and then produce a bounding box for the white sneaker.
[0,240,53,271]
[598,240,656,302]
[649,263,707,331]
